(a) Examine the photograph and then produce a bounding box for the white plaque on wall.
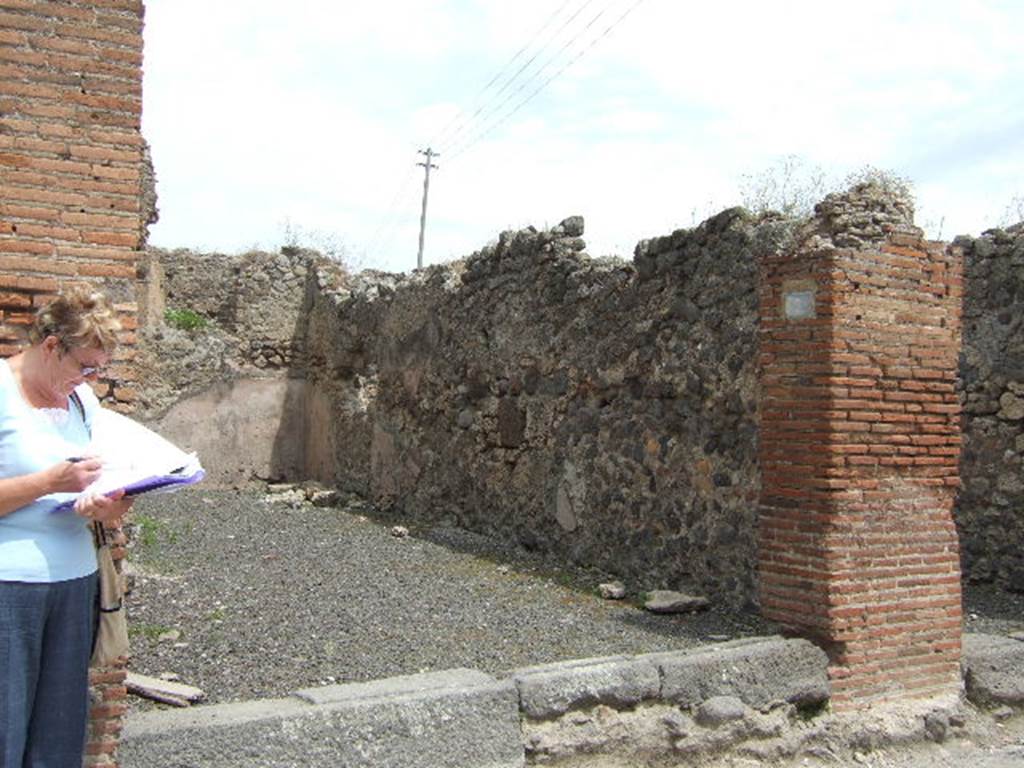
[783,290,815,319]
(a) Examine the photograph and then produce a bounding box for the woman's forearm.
[0,469,56,518]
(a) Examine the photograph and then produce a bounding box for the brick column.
[0,0,145,412]
[758,191,963,710]
[0,2,147,765]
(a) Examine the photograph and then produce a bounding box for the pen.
[67,457,85,463]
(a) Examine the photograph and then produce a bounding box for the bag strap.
[70,390,106,547]
[69,390,86,428]
[92,520,107,548]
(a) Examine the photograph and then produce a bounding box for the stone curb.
[122,635,1024,766]
[510,636,829,720]
[122,636,831,767]
[121,668,525,768]
[513,654,661,719]
[648,636,831,711]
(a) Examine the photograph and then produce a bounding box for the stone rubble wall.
[134,246,331,419]
[303,212,762,605]
[957,225,1024,590]
[137,207,1024,604]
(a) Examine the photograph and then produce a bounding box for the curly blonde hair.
[28,285,121,353]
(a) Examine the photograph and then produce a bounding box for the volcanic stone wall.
[141,194,1020,614]
[958,225,1024,589]
[303,213,762,603]
[135,246,324,418]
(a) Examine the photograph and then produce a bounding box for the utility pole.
[416,147,439,270]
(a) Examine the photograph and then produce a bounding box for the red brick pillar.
[0,2,147,764]
[0,0,146,414]
[758,191,963,710]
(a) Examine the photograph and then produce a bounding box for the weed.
[133,513,178,548]
[164,307,208,332]
[134,513,161,549]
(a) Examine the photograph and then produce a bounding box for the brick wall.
[0,1,146,764]
[758,187,963,710]
[0,0,144,403]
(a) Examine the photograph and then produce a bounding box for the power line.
[442,0,630,160]
[434,0,602,155]
[427,0,580,152]
[364,162,418,258]
[447,0,647,164]
[368,0,646,270]
[369,2,600,268]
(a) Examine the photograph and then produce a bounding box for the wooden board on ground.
[126,671,205,707]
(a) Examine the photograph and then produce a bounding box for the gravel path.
[124,488,769,707]
[124,487,1024,711]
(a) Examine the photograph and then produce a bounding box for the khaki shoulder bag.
[91,521,130,666]
[69,391,130,666]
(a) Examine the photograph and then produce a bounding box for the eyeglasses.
[65,347,105,378]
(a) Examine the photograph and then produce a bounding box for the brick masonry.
[758,188,963,710]
[0,1,146,765]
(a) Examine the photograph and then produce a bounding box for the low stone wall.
[119,633,1024,768]
[120,637,830,768]
[116,634,1024,768]
[303,212,762,604]
[957,225,1024,589]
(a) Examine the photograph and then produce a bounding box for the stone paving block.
[645,636,829,711]
[121,668,524,768]
[512,655,661,719]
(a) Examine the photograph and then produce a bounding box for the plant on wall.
[164,307,208,332]
[739,156,913,220]
[1000,194,1024,228]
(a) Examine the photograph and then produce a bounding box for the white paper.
[52,409,204,511]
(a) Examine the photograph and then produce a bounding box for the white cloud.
[143,0,1024,270]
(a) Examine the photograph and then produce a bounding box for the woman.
[0,285,133,767]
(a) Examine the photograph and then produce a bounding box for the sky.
[141,0,1024,274]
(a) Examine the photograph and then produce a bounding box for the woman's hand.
[49,457,102,493]
[74,488,133,525]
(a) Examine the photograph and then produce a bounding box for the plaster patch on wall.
[351,373,379,414]
[555,461,586,532]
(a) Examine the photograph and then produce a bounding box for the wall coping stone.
[122,668,524,768]
[121,637,832,767]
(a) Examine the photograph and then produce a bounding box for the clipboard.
[52,408,205,512]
